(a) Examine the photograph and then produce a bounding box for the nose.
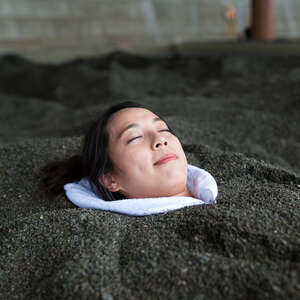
[152,135,168,150]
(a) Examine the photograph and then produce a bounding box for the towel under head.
[64,164,218,216]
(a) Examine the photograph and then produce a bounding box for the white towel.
[64,164,218,216]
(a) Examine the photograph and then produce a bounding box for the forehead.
[107,107,157,129]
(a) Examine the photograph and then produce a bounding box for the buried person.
[40,101,218,216]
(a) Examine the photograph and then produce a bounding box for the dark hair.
[40,101,176,201]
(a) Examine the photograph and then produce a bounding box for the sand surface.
[0,46,300,299]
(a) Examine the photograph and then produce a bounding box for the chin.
[169,163,187,178]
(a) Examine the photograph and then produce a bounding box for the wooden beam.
[251,0,274,41]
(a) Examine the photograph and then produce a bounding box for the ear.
[98,173,121,193]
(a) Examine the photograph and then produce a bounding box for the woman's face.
[101,107,189,199]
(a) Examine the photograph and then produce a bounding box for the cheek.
[111,145,149,170]
[171,136,185,155]
[173,138,188,168]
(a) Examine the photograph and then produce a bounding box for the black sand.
[0,44,300,299]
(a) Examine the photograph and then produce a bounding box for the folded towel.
[64,164,218,216]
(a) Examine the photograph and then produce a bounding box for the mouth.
[154,154,177,166]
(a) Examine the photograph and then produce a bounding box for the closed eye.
[127,136,142,144]
[127,129,171,144]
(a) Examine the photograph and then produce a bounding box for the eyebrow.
[117,117,164,140]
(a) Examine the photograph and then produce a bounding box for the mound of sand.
[0,48,299,299]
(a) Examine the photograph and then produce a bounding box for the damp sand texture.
[0,49,300,299]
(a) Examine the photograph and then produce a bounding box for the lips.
[154,154,177,165]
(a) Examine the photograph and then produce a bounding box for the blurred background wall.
[0,0,299,63]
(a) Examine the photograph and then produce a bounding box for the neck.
[175,186,194,198]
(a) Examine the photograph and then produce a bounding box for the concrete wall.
[0,0,299,62]
[275,0,300,39]
[0,0,248,62]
